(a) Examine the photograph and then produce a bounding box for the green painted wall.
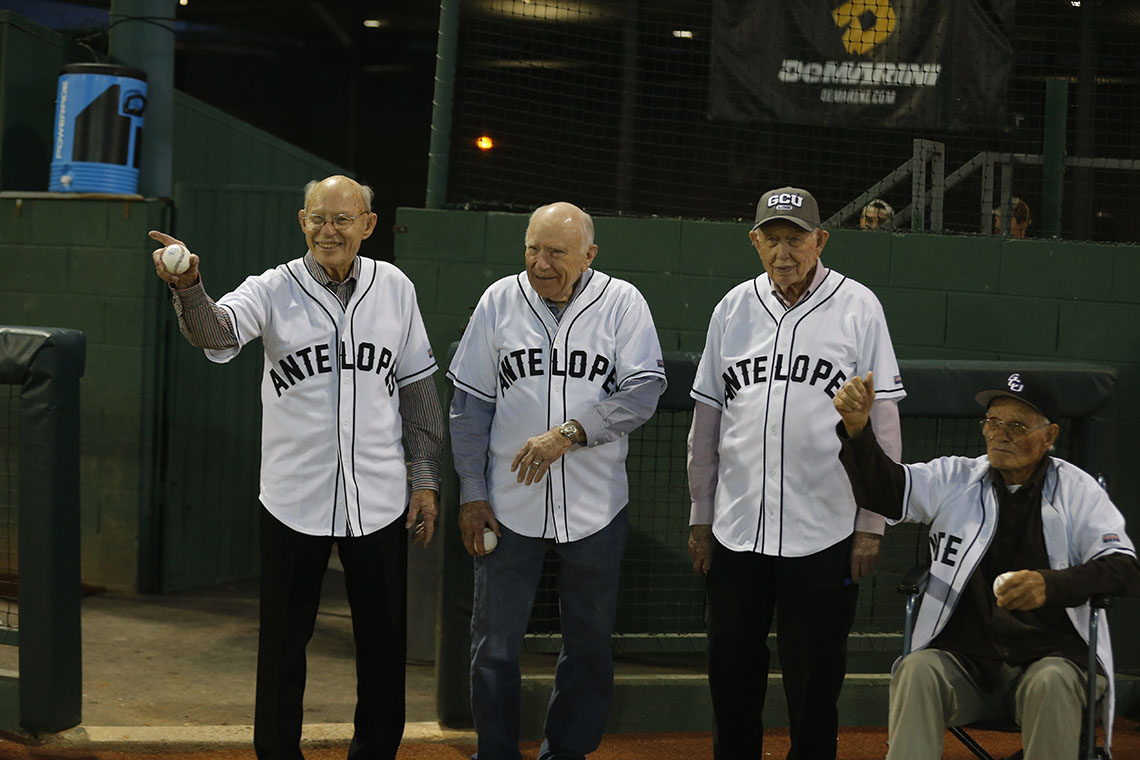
[394,206,1140,669]
[0,197,171,590]
[0,11,343,591]
[0,187,338,595]
[172,93,347,189]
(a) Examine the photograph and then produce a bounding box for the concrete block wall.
[394,206,1140,669]
[0,197,170,589]
[395,208,1140,420]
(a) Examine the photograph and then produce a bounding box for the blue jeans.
[470,509,628,760]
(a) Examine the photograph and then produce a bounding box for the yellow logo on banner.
[832,0,897,56]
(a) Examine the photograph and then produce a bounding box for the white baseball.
[162,243,190,275]
[481,527,498,554]
[993,571,1016,596]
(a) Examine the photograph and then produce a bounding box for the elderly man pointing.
[448,201,666,760]
[834,371,1140,760]
[149,174,444,760]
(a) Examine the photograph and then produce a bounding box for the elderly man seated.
[832,371,1140,760]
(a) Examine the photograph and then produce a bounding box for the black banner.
[710,0,1014,130]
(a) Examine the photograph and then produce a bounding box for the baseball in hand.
[161,243,190,275]
[993,571,1015,596]
[481,527,498,554]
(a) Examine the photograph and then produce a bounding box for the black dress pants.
[706,535,858,760]
[254,506,408,760]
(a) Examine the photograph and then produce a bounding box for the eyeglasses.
[979,417,1049,440]
[303,213,364,231]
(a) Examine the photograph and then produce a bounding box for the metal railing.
[830,139,1140,237]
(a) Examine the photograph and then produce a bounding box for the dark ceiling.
[166,1,442,186]
[5,0,443,259]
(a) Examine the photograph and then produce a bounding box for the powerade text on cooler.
[49,63,147,194]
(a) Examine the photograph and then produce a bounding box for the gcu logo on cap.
[1007,373,1024,392]
[767,193,804,211]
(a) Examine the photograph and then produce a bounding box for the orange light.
[476,135,494,151]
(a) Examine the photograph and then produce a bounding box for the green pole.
[108,0,176,198]
[426,0,461,209]
[1041,79,1068,239]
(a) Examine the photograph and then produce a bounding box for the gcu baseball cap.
[975,372,1058,421]
[752,187,821,232]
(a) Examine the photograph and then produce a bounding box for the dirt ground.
[2,722,1140,760]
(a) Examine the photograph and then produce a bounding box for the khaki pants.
[886,649,1106,760]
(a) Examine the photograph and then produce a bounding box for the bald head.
[303,175,374,213]
[528,202,594,253]
[524,201,598,304]
[298,174,378,282]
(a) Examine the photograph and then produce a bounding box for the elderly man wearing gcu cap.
[833,371,1140,759]
[687,186,906,759]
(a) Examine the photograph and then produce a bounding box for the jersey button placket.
[551,336,563,395]
[776,329,790,399]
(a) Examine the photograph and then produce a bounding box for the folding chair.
[897,566,1112,760]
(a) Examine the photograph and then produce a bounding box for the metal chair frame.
[898,566,1112,760]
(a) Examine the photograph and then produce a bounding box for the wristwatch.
[559,420,584,444]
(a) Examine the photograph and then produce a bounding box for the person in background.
[860,198,894,230]
[993,196,1032,238]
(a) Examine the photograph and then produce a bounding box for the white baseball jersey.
[896,454,1136,750]
[691,265,905,556]
[205,255,437,538]
[447,270,665,542]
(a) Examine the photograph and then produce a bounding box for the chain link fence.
[522,406,1076,653]
[443,0,1140,242]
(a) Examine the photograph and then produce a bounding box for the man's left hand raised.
[850,531,882,584]
[511,426,574,485]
